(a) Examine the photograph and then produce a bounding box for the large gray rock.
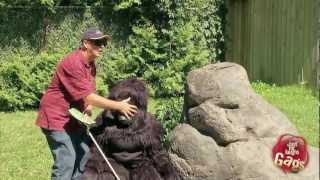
[170,62,319,180]
[185,62,298,145]
[170,125,319,180]
[169,124,232,180]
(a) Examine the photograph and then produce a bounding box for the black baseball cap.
[81,27,112,41]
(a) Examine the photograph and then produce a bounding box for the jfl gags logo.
[272,134,309,173]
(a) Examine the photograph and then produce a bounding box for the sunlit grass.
[0,111,51,180]
[252,82,319,147]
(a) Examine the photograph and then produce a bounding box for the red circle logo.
[272,134,309,173]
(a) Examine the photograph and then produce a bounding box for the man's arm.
[84,93,137,119]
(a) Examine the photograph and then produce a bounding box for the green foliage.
[0,49,113,111]
[0,0,96,8]
[0,51,63,111]
[95,76,108,96]
[0,8,112,111]
[100,22,209,97]
[154,97,183,145]
[170,0,226,61]
[44,8,100,54]
[0,8,44,51]
[113,0,141,10]
[0,0,52,7]
[0,0,226,111]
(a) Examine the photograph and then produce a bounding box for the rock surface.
[170,62,319,180]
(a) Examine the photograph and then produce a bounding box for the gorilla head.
[107,78,148,125]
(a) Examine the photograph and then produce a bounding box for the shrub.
[100,22,209,97]
[0,52,63,111]
[154,97,183,145]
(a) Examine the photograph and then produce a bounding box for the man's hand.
[117,97,137,119]
[84,93,137,118]
[83,104,93,116]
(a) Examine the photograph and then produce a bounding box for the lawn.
[252,82,319,147]
[0,111,51,180]
[0,84,318,179]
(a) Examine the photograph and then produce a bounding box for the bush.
[100,22,209,97]
[0,52,63,111]
[172,0,226,61]
[154,97,183,144]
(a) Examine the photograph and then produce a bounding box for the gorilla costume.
[82,78,179,180]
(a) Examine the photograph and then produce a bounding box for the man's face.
[84,39,107,60]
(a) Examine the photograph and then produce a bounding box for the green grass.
[0,84,318,179]
[252,82,319,147]
[0,111,52,180]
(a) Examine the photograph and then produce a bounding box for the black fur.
[82,78,179,180]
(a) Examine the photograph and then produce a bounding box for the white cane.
[69,108,120,180]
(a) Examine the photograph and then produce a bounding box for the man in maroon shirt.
[36,27,137,180]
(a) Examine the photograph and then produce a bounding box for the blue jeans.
[42,128,91,180]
